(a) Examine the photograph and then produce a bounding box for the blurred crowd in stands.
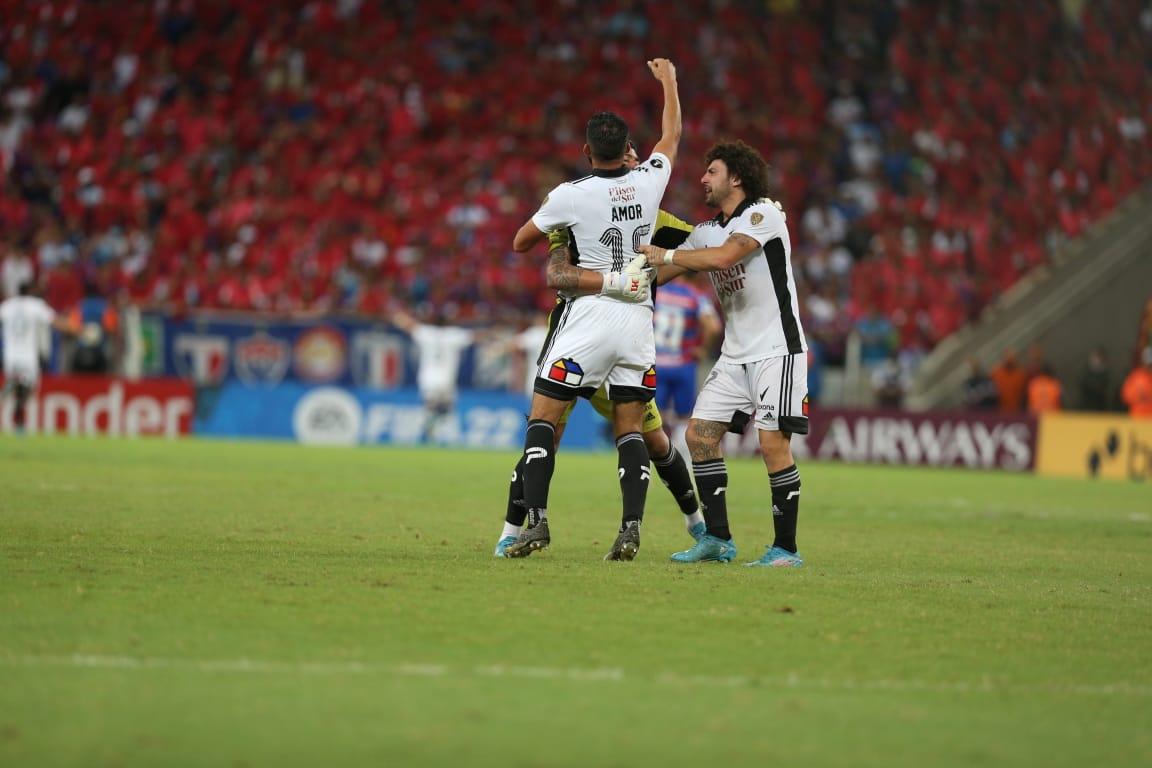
[1,0,1150,373]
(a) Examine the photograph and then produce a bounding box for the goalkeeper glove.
[600,255,654,302]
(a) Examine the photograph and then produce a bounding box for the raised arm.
[391,307,417,334]
[648,58,681,166]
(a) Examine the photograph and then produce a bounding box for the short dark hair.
[586,112,629,162]
[705,140,771,203]
[17,281,33,296]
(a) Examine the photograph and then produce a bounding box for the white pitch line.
[2,654,1150,698]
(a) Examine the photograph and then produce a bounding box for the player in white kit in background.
[640,140,810,568]
[1,282,73,433]
[392,309,474,444]
[500,58,681,561]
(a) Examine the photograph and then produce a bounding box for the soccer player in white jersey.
[1,282,71,433]
[392,309,474,444]
[639,140,809,567]
[501,58,680,560]
[494,142,706,559]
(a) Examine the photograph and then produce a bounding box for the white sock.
[685,510,704,530]
[500,522,522,539]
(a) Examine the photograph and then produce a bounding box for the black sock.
[521,420,556,523]
[652,445,698,515]
[693,459,730,540]
[769,464,801,553]
[616,432,650,526]
[504,456,527,526]
[14,387,29,428]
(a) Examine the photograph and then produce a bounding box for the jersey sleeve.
[676,226,705,252]
[530,184,574,234]
[452,328,475,348]
[639,152,673,186]
[546,227,571,252]
[37,301,57,325]
[733,200,788,246]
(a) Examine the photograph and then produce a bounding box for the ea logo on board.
[293,327,347,383]
[292,388,362,446]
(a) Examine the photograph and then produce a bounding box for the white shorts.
[3,362,39,389]
[418,385,457,406]
[693,353,809,434]
[534,297,655,403]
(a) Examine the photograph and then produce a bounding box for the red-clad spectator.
[0,0,1146,369]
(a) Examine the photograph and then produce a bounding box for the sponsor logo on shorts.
[547,358,584,387]
[642,366,657,389]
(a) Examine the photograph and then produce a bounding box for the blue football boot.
[670,534,736,563]
[745,545,804,568]
[493,536,518,558]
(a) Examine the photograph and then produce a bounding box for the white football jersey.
[0,295,55,378]
[531,153,673,304]
[411,324,474,395]
[681,198,807,362]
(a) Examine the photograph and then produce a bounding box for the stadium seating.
[1,0,1148,356]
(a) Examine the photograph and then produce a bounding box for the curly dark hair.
[704,140,770,203]
[586,112,630,162]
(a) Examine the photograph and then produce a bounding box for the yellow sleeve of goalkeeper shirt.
[546,227,570,252]
[650,210,694,250]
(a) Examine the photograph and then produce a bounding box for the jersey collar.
[591,165,630,178]
[713,197,754,226]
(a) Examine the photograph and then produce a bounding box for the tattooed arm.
[638,232,760,272]
[545,246,612,295]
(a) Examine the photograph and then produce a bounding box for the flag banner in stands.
[193,384,611,449]
[147,313,521,391]
[0,376,195,437]
[731,407,1038,471]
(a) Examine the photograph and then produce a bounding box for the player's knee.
[611,402,645,435]
[686,419,720,456]
[641,425,670,457]
[758,430,794,469]
[529,392,572,424]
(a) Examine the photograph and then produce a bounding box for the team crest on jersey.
[642,366,657,389]
[547,358,584,386]
[802,395,810,417]
[750,212,764,225]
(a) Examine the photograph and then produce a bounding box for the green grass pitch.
[1,435,1150,767]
